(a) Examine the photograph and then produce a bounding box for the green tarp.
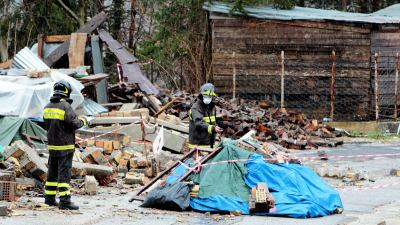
[192,140,252,201]
[0,116,47,148]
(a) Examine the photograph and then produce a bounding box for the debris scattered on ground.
[390,169,400,176]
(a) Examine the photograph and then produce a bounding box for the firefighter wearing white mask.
[188,83,223,150]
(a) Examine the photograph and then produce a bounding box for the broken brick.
[103,141,113,155]
[95,140,104,148]
[113,141,120,150]
[122,136,131,146]
[91,149,108,165]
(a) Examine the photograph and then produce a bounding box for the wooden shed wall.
[371,31,400,109]
[211,15,372,120]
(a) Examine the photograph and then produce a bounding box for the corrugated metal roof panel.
[98,29,159,95]
[83,98,108,116]
[11,47,50,70]
[204,2,400,24]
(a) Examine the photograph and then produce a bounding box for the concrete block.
[125,172,145,185]
[84,175,98,195]
[103,141,113,155]
[12,141,48,181]
[20,156,47,182]
[129,168,147,176]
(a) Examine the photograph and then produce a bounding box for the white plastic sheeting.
[0,70,84,119]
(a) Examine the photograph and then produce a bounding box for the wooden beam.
[0,60,11,69]
[154,98,178,117]
[45,35,71,43]
[44,11,107,67]
[68,33,88,68]
[37,34,45,59]
[76,73,109,83]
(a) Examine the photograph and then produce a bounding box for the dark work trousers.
[44,152,73,203]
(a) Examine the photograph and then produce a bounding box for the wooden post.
[37,34,44,59]
[375,53,379,121]
[395,53,399,120]
[232,52,236,100]
[330,50,336,121]
[281,51,285,109]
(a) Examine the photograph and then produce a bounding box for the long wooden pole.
[395,53,399,120]
[330,50,336,121]
[375,53,379,121]
[281,51,285,109]
[232,52,236,100]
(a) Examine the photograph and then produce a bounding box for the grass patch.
[348,130,396,141]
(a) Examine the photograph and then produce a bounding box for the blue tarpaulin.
[245,154,343,218]
[184,140,343,218]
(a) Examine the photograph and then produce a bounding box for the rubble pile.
[163,92,343,150]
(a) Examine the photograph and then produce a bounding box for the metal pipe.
[375,53,379,121]
[330,50,336,121]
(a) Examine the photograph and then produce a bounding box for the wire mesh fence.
[212,50,400,121]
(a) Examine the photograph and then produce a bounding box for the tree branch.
[55,0,82,26]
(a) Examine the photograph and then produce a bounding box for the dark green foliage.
[109,0,125,41]
[0,0,80,61]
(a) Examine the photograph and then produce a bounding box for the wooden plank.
[0,60,11,69]
[371,32,400,40]
[68,33,88,68]
[212,17,371,33]
[44,11,107,66]
[213,28,370,39]
[37,34,44,59]
[77,73,109,82]
[45,35,71,43]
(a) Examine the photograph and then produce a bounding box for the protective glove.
[78,116,89,126]
[215,126,224,133]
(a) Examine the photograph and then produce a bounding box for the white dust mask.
[203,95,212,105]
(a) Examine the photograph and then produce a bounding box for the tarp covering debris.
[0,70,84,119]
[0,116,47,148]
[186,140,343,218]
[141,182,191,211]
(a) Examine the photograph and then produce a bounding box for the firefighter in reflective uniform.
[189,83,223,150]
[43,80,87,210]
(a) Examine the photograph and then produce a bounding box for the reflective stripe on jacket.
[43,97,85,157]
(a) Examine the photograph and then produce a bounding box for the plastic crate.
[0,181,16,202]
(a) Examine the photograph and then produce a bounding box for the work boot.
[59,201,79,210]
[44,199,58,207]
